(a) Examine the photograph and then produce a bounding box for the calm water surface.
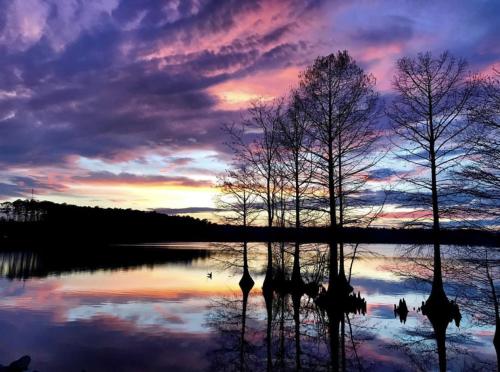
[0,242,497,371]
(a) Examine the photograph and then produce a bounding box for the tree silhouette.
[278,91,316,285]
[387,51,477,307]
[223,99,284,287]
[453,68,500,227]
[299,50,381,295]
[216,164,259,229]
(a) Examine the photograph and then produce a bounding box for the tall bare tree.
[454,69,500,227]
[451,68,500,362]
[387,51,477,307]
[279,91,316,284]
[216,164,259,229]
[216,164,259,285]
[223,99,284,286]
[299,50,380,294]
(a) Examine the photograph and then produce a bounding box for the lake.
[0,242,497,371]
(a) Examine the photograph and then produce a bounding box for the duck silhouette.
[207,272,212,279]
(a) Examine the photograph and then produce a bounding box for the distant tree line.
[0,199,212,225]
[0,199,46,222]
[0,199,218,246]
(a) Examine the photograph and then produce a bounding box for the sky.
[0,0,499,222]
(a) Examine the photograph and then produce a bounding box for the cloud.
[155,207,221,215]
[0,0,120,53]
[72,171,213,188]
[349,16,414,46]
[0,175,67,199]
[367,168,405,182]
[0,1,316,176]
[0,182,23,199]
[0,0,49,52]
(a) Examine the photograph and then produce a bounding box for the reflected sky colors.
[0,1,499,221]
[0,243,496,371]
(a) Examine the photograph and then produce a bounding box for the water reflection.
[394,298,409,323]
[0,245,210,279]
[390,242,498,371]
[0,242,496,371]
[206,283,258,371]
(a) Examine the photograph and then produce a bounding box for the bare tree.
[299,50,380,294]
[452,67,500,364]
[216,164,259,229]
[387,51,477,306]
[279,91,316,284]
[223,99,284,286]
[216,164,259,285]
[279,91,316,229]
[453,68,500,227]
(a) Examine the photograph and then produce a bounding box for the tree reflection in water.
[207,241,374,371]
[389,243,498,371]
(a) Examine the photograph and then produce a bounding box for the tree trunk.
[486,257,499,363]
[264,167,273,287]
[428,96,446,304]
[328,135,338,290]
[293,292,302,370]
[337,136,351,295]
[243,242,249,277]
[338,149,345,279]
[240,283,250,372]
[327,75,338,289]
[328,310,340,372]
[292,155,302,284]
[292,242,302,284]
[263,286,273,372]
